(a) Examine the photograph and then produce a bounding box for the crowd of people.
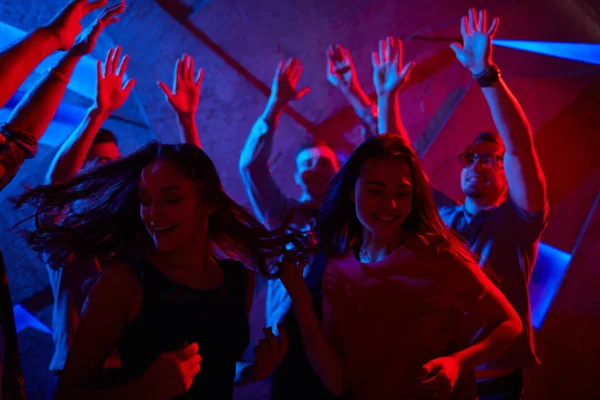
[0,1,547,399]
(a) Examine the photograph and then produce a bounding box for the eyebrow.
[365,181,412,188]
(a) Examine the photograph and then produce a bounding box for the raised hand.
[250,325,289,381]
[450,9,499,75]
[158,54,204,119]
[372,37,415,98]
[45,0,120,51]
[141,342,202,399]
[327,44,358,92]
[70,1,125,56]
[269,58,311,107]
[94,46,135,114]
[416,356,460,399]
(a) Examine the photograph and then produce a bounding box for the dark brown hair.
[15,142,313,276]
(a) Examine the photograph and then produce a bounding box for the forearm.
[481,76,547,209]
[239,99,281,171]
[340,84,372,112]
[451,318,522,375]
[0,28,59,108]
[8,49,81,141]
[292,298,348,396]
[377,91,411,146]
[481,77,533,154]
[341,85,377,136]
[176,113,201,149]
[47,108,110,184]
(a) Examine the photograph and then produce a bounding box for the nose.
[383,198,398,210]
[474,157,493,170]
[148,201,163,223]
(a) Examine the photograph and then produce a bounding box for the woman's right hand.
[279,257,311,305]
[140,342,202,399]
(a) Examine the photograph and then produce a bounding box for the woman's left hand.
[249,324,289,381]
[416,356,460,399]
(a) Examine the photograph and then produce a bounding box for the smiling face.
[295,145,340,200]
[137,159,214,253]
[460,141,507,203]
[353,157,413,242]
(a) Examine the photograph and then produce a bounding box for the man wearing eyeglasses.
[363,10,548,400]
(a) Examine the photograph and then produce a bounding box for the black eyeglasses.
[458,152,504,168]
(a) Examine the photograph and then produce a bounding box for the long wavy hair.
[15,142,313,277]
[317,134,478,265]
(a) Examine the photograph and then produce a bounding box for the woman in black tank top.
[19,142,314,399]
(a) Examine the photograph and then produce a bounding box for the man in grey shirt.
[239,52,384,398]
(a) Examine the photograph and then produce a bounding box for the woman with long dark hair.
[16,142,310,399]
[280,134,522,400]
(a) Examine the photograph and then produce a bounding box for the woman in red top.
[281,134,522,400]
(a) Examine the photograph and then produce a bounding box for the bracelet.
[473,64,501,88]
[47,67,70,85]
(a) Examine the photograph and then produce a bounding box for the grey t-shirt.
[437,192,548,370]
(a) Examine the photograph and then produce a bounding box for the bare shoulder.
[98,261,140,289]
[88,261,143,321]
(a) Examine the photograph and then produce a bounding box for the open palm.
[95,46,135,113]
[450,9,499,75]
[327,44,357,91]
[372,37,414,97]
[270,58,310,106]
[159,54,203,118]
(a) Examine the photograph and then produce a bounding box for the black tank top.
[116,258,249,399]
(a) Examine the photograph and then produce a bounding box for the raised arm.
[372,37,415,144]
[327,44,377,137]
[46,46,134,184]
[158,54,204,148]
[239,58,309,228]
[0,0,110,108]
[6,2,124,143]
[0,2,123,191]
[451,9,547,213]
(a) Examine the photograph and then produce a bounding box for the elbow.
[501,311,523,345]
[510,315,523,340]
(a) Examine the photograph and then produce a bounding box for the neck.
[152,234,213,273]
[360,229,409,263]
[464,194,503,215]
[299,192,325,208]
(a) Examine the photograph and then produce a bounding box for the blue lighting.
[494,40,600,65]
[529,242,572,329]
[13,304,51,334]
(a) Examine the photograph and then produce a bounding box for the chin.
[153,239,179,253]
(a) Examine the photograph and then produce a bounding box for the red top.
[322,234,490,400]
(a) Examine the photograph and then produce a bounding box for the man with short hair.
[239,55,375,398]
